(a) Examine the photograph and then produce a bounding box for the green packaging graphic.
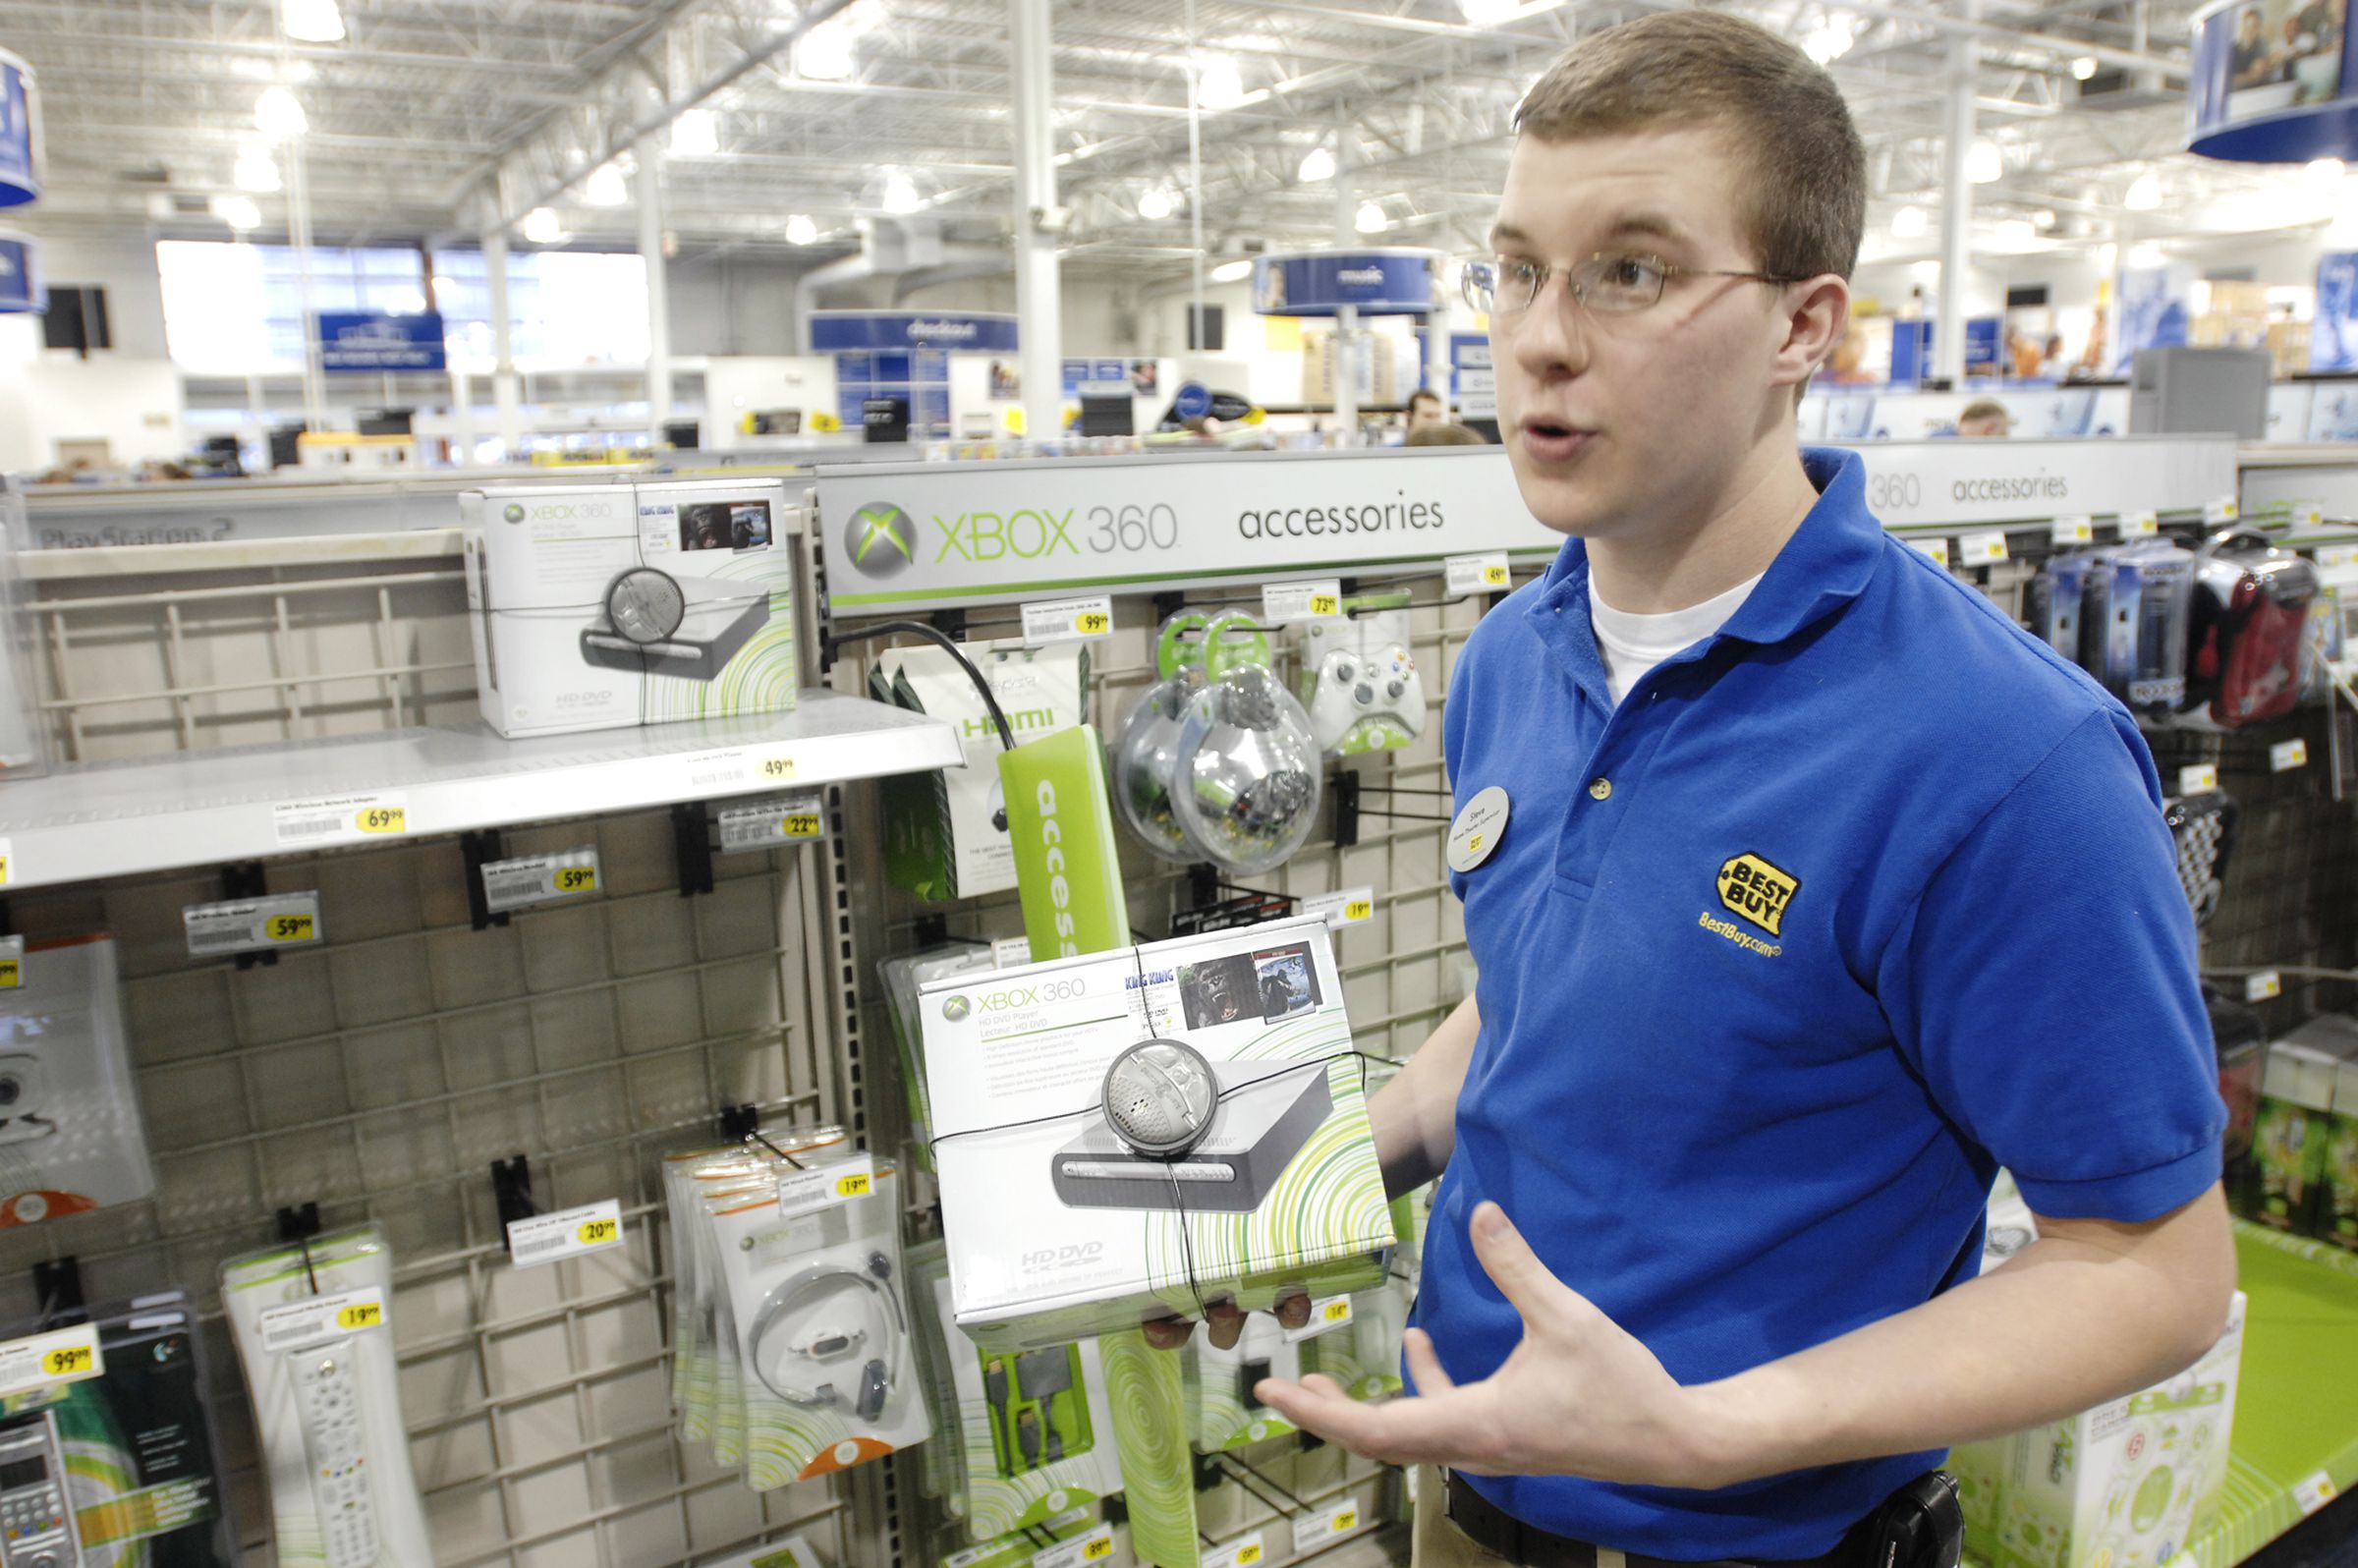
[1987,1294,2246,1568]
[997,724,1133,963]
[2325,1059,2358,1253]
[2248,1045,2337,1234]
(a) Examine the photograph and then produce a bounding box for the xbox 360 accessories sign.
[815,448,1551,611]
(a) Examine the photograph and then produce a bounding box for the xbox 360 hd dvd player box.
[922,917,1393,1352]
[463,477,799,738]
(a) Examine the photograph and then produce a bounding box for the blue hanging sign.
[1171,382,1214,421]
[808,310,1019,353]
[1964,317,2003,379]
[2189,0,2357,160]
[0,52,38,207]
[2317,252,2358,370]
[1252,250,1440,317]
[315,311,448,373]
[0,233,37,313]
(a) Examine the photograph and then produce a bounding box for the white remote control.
[295,1353,379,1568]
[0,1412,80,1568]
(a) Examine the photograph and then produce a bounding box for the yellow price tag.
[357,807,407,834]
[1333,1510,1358,1533]
[1075,610,1111,636]
[1344,899,1373,923]
[267,914,316,943]
[1483,564,1509,587]
[41,1346,91,1378]
[759,755,796,781]
[1082,1542,1112,1562]
[0,854,11,886]
[834,1171,873,1199]
[1236,1548,1263,1566]
[1323,1300,1351,1322]
[555,866,597,892]
[782,813,823,839]
[577,1217,619,1246]
[1309,593,1340,617]
[0,961,17,990]
[336,1302,382,1331]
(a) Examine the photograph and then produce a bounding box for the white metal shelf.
[0,690,960,891]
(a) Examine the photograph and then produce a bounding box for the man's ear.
[1770,274,1852,395]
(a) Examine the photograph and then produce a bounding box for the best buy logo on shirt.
[1716,853,1800,937]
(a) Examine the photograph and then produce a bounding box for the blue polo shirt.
[1420,446,2224,1560]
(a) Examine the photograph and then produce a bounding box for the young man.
[1230,13,2234,1567]
[1407,386,1451,435]
[1957,398,2013,437]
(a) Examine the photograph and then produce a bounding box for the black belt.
[1444,1473,1880,1568]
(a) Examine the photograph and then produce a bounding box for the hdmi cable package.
[923,916,1394,1352]
[463,476,799,738]
[0,1290,239,1566]
[0,934,157,1225]
[222,1224,433,1568]
[926,1271,1123,1540]
[870,640,1089,901]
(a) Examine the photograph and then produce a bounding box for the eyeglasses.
[1463,252,1807,318]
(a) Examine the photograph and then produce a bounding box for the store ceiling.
[0,0,2334,277]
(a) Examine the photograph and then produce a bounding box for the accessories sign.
[814,447,1554,611]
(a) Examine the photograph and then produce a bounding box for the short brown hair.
[1513,11,1866,283]
[1407,387,1443,412]
[1405,422,1488,446]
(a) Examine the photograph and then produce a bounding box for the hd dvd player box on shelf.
[462,477,799,738]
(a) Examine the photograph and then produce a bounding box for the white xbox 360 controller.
[1306,643,1425,754]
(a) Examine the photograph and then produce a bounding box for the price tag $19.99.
[775,1152,877,1217]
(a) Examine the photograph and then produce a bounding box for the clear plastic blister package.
[663,1125,929,1488]
[221,1225,433,1568]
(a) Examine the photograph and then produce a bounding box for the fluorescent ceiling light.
[2034,207,2057,228]
[234,147,281,194]
[279,0,345,43]
[1995,217,2037,247]
[1459,0,1522,22]
[2124,170,2162,210]
[1356,200,1388,234]
[1194,54,1247,111]
[1298,145,1336,183]
[882,171,922,213]
[1803,21,1854,64]
[211,194,262,231]
[671,108,719,157]
[254,85,309,139]
[2094,242,2118,275]
[784,213,818,246]
[797,18,858,80]
[1210,258,1253,283]
[2070,55,2099,80]
[584,162,630,206]
[523,206,564,245]
[1964,139,2003,184]
[1890,204,1927,239]
[1137,186,1174,220]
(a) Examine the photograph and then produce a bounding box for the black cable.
[825,621,1016,752]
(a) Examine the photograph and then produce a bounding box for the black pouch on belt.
[1859,1472,1963,1568]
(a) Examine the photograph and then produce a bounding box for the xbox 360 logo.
[941,994,972,1021]
[502,502,527,524]
[845,502,918,578]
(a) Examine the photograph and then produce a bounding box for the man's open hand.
[1249,1201,1717,1489]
